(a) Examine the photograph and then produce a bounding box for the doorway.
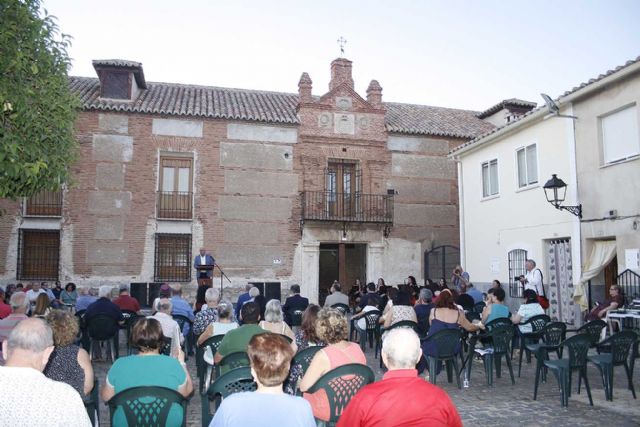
[318,243,366,305]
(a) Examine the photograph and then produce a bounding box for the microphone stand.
[215,263,232,296]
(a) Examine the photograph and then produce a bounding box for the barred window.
[17,229,60,281]
[508,249,528,298]
[154,234,191,282]
[24,190,62,217]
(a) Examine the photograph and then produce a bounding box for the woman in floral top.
[284,304,325,394]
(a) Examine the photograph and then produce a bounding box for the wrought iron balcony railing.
[156,191,193,220]
[24,190,63,217]
[301,191,393,224]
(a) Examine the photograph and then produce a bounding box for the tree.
[0,0,79,199]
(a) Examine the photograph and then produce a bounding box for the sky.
[43,0,640,111]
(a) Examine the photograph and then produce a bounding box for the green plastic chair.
[108,386,188,427]
[358,310,381,351]
[201,366,257,427]
[475,324,515,386]
[286,345,326,395]
[172,314,194,360]
[330,303,350,316]
[215,351,250,377]
[84,376,99,427]
[290,310,304,328]
[305,363,375,427]
[514,314,550,377]
[279,334,293,344]
[529,321,567,399]
[422,328,463,388]
[544,333,593,407]
[484,317,512,331]
[589,330,637,400]
[576,319,607,347]
[377,320,418,368]
[196,334,225,393]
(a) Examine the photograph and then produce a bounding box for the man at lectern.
[194,247,215,280]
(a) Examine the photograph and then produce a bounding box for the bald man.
[337,328,462,427]
[0,318,91,426]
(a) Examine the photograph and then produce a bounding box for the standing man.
[282,285,309,326]
[519,259,543,294]
[0,318,92,426]
[194,247,215,286]
[451,265,470,294]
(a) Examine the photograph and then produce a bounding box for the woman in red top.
[586,284,624,321]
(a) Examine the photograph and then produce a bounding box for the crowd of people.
[0,258,627,426]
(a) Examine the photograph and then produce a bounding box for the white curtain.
[573,240,617,311]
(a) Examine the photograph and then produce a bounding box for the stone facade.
[0,57,494,303]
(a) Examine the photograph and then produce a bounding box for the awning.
[573,240,617,311]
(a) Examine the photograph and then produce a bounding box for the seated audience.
[170,284,195,338]
[466,283,484,304]
[351,296,380,335]
[41,282,56,302]
[60,283,78,306]
[32,293,52,318]
[85,286,123,324]
[193,288,220,337]
[358,282,381,312]
[0,292,30,345]
[482,287,509,324]
[259,299,297,352]
[101,318,193,426]
[284,304,325,395]
[586,284,624,321]
[323,282,349,308]
[491,279,502,290]
[511,289,544,333]
[197,300,238,345]
[455,291,475,312]
[75,286,97,312]
[44,310,94,399]
[209,333,315,427]
[381,290,417,329]
[413,288,433,336]
[214,302,264,372]
[148,298,183,357]
[283,285,309,326]
[151,284,172,313]
[234,284,253,320]
[0,318,91,425]
[52,282,63,300]
[422,289,481,360]
[26,282,46,305]
[112,284,141,313]
[0,288,11,319]
[337,328,462,427]
[300,308,367,422]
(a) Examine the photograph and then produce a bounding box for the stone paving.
[93,334,640,427]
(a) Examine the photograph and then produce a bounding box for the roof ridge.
[383,100,482,115]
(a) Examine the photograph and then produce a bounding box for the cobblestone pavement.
[93,335,640,427]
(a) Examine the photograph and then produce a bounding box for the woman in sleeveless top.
[258,299,297,352]
[196,300,238,346]
[300,308,366,422]
[44,310,94,399]
[423,289,481,358]
[482,288,510,324]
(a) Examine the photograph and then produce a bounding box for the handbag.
[535,269,550,309]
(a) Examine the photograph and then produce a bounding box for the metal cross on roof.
[337,37,347,56]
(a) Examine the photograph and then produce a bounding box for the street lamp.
[543,174,582,218]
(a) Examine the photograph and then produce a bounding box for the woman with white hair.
[196,300,238,345]
[259,299,297,352]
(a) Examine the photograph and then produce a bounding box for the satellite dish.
[540,93,577,120]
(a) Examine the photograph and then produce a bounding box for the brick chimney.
[329,58,354,91]
[93,59,146,101]
[366,80,383,109]
[298,72,313,103]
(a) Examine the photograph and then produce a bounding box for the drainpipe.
[454,157,466,268]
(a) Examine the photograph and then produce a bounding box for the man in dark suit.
[282,284,309,326]
[193,247,215,280]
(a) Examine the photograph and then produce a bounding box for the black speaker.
[249,282,281,301]
[130,283,147,307]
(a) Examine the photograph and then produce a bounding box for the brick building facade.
[0,57,506,304]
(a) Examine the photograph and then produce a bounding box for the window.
[154,234,191,282]
[481,159,499,197]
[100,70,130,99]
[601,105,640,164]
[508,249,528,298]
[424,245,460,282]
[157,155,193,219]
[516,144,538,188]
[17,229,60,280]
[325,160,361,218]
[24,190,62,216]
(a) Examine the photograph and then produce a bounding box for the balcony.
[24,190,62,217]
[301,191,393,224]
[156,191,193,220]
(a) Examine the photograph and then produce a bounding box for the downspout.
[454,157,466,268]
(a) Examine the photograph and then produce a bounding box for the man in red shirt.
[112,284,141,313]
[337,328,462,427]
